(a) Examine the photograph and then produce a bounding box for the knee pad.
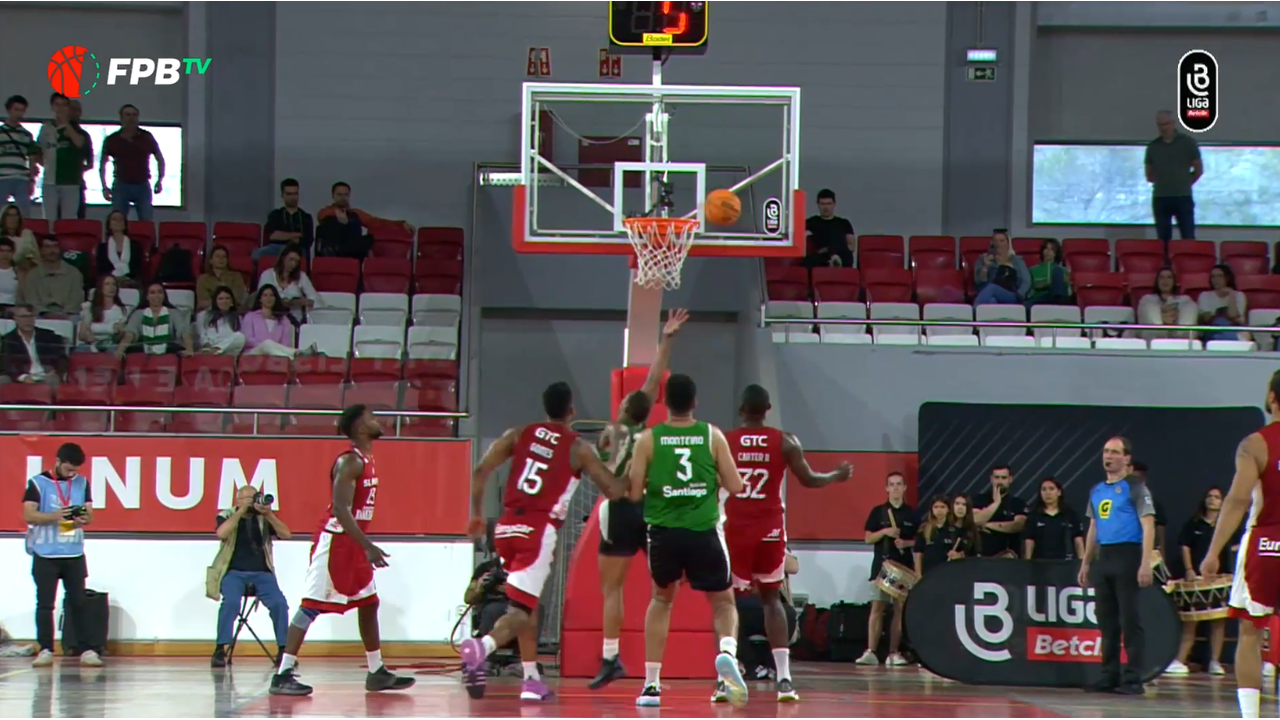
[290,606,320,631]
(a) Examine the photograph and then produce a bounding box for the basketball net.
[623,217,699,291]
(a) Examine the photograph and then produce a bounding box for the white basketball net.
[623,217,699,290]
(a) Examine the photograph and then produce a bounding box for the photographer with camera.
[464,555,510,638]
[207,485,291,667]
[23,442,100,668]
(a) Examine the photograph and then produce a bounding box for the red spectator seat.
[181,355,236,388]
[129,220,156,247]
[1118,253,1164,274]
[1062,238,1110,257]
[67,353,121,388]
[236,355,291,385]
[416,259,463,281]
[52,384,112,432]
[959,236,991,255]
[908,235,955,255]
[1013,237,1048,257]
[810,267,859,288]
[404,359,459,383]
[367,223,414,259]
[405,378,458,412]
[0,382,53,431]
[170,385,231,434]
[858,252,903,270]
[284,384,344,434]
[294,356,349,385]
[123,354,180,389]
[766,265,809,284]
[857,235,905,269]
[349,358,403,384]
[227,252,255,281]
[1180,272,1211,297]
[416,277,462,296]
[229,384,287,435]
[863,268,913,303]
[363,257,413,294]
[311,257,360,293]
[1077,286,1125,309]
[1169,240,1215,258]
[212,222,261,243]
[146,252,202,289]
[763,256,804,269]
[914,269,966,305]
[417,227,464,249]
[1238,275,1280,293]
[1115,239,1162,258]
[1125,273,1156,293]
[400,416,456,438]
[1221,241,1267,259]
[1171,254,1216,276]
[53,219,101,241]
[766,281,809,302]
[417,243,463,263]
[1226,255,1269,277]
[813,283,860,303]
[115,385,173,432]
[910,250,954,271]
[25,218,49,236]
[159,221,208,249]
[344,383,399,411]
[1251,292,1280,311]
[1074,272,1125,290]
[1067,253,1111,273]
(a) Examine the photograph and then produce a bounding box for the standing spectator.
[802,189,855,269]
[196,245,249,311]
[0,303,67,388]
[242,285,316,358]
[116,282,194,358]
[76,275,127,353]
[208,484,292,668]
[17,236,84,320]
[914,496,963,577]
[34,93,86,221]
[1026,239,1072,307]
[1165,486,1240,677]
[23,443,102,667]
[1146,110,1202,249]
[258,178,313,260]
[973,230,1030,306]
[196,287,246,356]
[100,104,164,221]
[857,472,916,667]
[0,238,18,311]
[2,202,38,271]
[1137,267,1197,339]
[94,210,143,288]
[256,247,317,321]
[1198,264,1247,342]
[68,100,93,220]
[315,182,411,259]
[972,464,1028,557]
[1022,478,1085,561]
[0,95,38,216]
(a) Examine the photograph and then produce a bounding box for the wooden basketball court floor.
[0,657,1255,717]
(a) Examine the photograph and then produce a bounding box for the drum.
[1151,550,1171,585]
[874,560,920,601]
[1165,575,1234,621]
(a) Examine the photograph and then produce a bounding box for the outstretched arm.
[470,428,519,526]
[711,426,745,495]
[332,453,372,549]
[573,438,626,501]
[781,432,851,488]
[639,309,689,401]
[1204,434,1264,570]
[627,431,653,502]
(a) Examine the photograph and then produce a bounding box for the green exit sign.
[967,66,997,82]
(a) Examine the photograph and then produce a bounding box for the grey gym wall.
[941,1,1016,236]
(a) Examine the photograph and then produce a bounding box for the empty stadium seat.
[363,257,412,294]
[404,359,458,383]
[975,304,1026,340]
[921,303,973,337]
[926,334,978,347]
[293,356,349,385]
[53,219,101,251]
[168,289,196,314]
[284,384,344,434]
[123,354,180,389]
[1115,239,1162,258]
[914,269,965,304]
[358,293,410,327]
[857,235,905,269]
[310,257,360,294]
[411,294,462,328]
[211,222,262,255]
[1169,239,1215,258]
[236,356,292,385]
[416,277,462,296]
[67,353,120,387]
[298,324,352,358]
[1066,253,1112,273]
[908,235,956,266]
[400,416,456,438]
[367,232,414,260]
[417,227,464,250]
[181,354,236,388]
[1171,254,1216,276]
[416,258,463,281]
[343,382,399,411]
[876,333,919,346]
[417,243,463,263]
[1240,275,1280,310]
[159,221,208,251]
[1083,306,1135,338]
[404,378,458,412]
[1118,253,1164,274]
[813,282,859,303]
[1074,272,1125,308]
[170,385,231,434]
[353,326,405,359]
[1181,273,1211,298]
[1150,338,1202,351]
[814,301,866,344]
[52,383,113,433]
[810,266,858,287]
[983,335,1036,348]
[129,220,156,247]
[0,382,53,431]
[118,287,141,309]
[1013,237,1046,257]
[863,268,912,303]
[766,281,809,302]
[1029,304,1083,339]
[229,384,287,434]
[868,302,919,338]
[407,327,459,360]
[1095,338,1147,351]
[25,218,49,236]
[766,300,813,338]
[1062,238,1110,257]
[1226,255,1269,277]
[1038,336,1092,350]
[115,385,174,432]
[910,250,955,271]
[311,292,357,326]
[349,358,403,384]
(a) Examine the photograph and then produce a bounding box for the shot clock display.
[609,1,708,54]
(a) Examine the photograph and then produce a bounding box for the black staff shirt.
[864,502,917,580]
[972,488,1028,557]
[915,523,963,573]
[1023,508,1084,560]
[1177,515,1243,572]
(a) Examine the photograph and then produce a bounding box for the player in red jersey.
[1202,369,1280,719]
[460,381,625,701]
[722,384,851,702]
[270,404,415,697]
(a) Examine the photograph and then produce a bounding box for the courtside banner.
[1,436,472,536]
[904,558,1179,687]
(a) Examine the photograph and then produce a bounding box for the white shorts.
[299,530,378,614]
[494,521,558,608]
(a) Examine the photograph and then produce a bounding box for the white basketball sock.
[523,661,540,681]
[602,638,620,660]
[1239,688,1261,718]
[277,653,298,675]
[719,636,738,656]
[645,661,662,686]
[772,648,791,681]
[365,649,382,672]
[481,635,497,655]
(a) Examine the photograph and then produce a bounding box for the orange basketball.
[704,189,741,226]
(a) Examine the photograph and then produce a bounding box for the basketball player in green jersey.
[591,308,688,690]
[627,373,748,708]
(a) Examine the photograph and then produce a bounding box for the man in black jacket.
[0,304,67,388]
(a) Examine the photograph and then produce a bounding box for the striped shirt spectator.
[0,96,38,217]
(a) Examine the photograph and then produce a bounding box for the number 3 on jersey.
[675,447,693,482]
[736,468,769,500]
[517,458,547,495]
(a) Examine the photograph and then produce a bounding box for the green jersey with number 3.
[644,420,721,531]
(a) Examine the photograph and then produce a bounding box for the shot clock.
[609,1,709,55]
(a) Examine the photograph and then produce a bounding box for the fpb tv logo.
[1177,49,1218,133]
[48,45,211,99]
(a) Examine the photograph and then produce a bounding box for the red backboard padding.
[609,366,670,425]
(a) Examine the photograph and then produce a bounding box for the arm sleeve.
[1176,518,1196,549]
[914,533,927,552]
[864,508,882,533]
[1132,483,1157,517]
[841,219,854,236]
[262,209,283,238]
[1008,496,1028,518]
[83,481,92,504]
[1085,489,1094,519]
[216,512,227,529]
[23,480,40,503]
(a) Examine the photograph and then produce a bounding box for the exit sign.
[967,66,997,82]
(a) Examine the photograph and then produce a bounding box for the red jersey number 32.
[736,469,769,500]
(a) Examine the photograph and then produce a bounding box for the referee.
[1078,436,1156,695]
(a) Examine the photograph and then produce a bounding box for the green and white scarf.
[140,308,172,355]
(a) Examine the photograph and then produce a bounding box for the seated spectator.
[735,552,800,681]
[196,287,246,356]
[1198,263,1247,342]
[17,236,84,320]
[803,188,854,268]
[256,247,317,321]
[208,484,292,668]
[0,237,18,311]
[76,275,128,353]
[242,285,316,358]
[1,303,67,388]
[914,496,964,577]
[950,494,980,557]
[1021,478,1084,561]
[257,178,313,261]
[93,210,143,288]
[1137,267,1197,339]
[196,245,249,311]
[315,182,413,260]
[1,203,38,272]
[1026,239,1072,306]
[116,282,194,358]
[973,230,1030,306]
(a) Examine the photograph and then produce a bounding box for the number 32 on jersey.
[736,468,769,500]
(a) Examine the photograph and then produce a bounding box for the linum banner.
[904,558,1180,687]
[2,436,473,536]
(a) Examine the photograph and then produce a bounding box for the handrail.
[0,405,465,416]
[761,317,1280,335]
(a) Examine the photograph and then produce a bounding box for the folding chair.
[226,584,276,664]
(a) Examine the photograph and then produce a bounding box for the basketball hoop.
[623,217,699,290]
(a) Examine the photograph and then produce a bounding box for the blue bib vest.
[1089,478,1144,545]
[26,472,88,558]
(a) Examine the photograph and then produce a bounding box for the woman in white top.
[1,203,38,272]
[256,247,317,321]
[94,210,144,288]
[0,237,19,310]
[76,274,129,353]
[1198,263,1248,342]
[198,286,247,356]
[1137,267,1197,339]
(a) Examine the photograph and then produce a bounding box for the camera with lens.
[64,505,88,520]
[248,492,274,512]
[479,564,508,603]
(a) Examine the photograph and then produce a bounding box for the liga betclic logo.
[47,45,212,98]
[1177,49,1218,133]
